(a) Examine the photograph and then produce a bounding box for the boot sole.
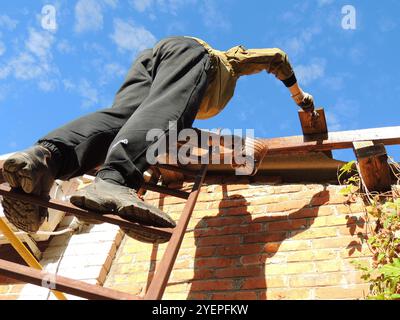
[1,196,45,233]
[122,227,171,244]
[118,203,176,228]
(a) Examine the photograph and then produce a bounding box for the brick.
[290,226,338,240]
[203,216,245,227]
[187,293,209,300]
[215,205,249,215]
[315,260,343,272]
[210,198,250,210]
[163,283,190,294]
[217,244,264,256]
[240,254,270,266]
[241,276,286,289]
[195,257,236,269]
[243,232,286,244]
[285,249,336,263]
[268,219,308,232]
[189,280,235,292]
[314,284,369,300]
[337,204,366,214]
[195,223,264,238]
[289,273,343,288]
[211,291,258,300]
[312,215,359,228]
[251,195,291,206]
[214,266,263,279]
[266,200,310,213]
[0,285,10,294]
[116,254,133,264]
[273,185,304,194]
[312,236,357,249]
[197,235,242,246]
[106,284,143,295]
[265,262,315,275]
[171,268,214,281]
[265,240,311,253]
[163,293,189,300]
[267,288,311,300]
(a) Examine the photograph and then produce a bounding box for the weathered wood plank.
[298,108,328,135]
[265,126,400,155]
[353,141,392,192]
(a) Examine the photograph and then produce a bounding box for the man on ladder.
[1,36,315,242]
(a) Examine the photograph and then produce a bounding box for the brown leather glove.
[292,91,315,113]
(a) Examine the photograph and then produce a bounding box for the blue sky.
[0,0,399,161]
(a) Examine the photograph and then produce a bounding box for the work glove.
[292,91,315,113]
[292,91,319,122]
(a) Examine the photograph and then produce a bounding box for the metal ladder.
[0,159,209,300]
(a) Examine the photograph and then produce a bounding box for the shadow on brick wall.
[187,185,329,300]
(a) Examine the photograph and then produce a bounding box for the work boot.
[1,145,58,233]
[1,196,47,233]
[2,145,58,195]
[70,177,176,228]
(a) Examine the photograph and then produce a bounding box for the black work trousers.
[38,37,212,190]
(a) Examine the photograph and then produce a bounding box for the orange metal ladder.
[0,159,209,300]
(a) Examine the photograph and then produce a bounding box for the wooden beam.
[265,126,400,155]
[0,259,139,300]
[353,141,392,192]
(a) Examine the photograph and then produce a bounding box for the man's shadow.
[187,184,330,300]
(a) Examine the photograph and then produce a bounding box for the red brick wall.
[104,176,372,300]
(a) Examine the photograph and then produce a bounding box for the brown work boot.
[70,177,176,228]
[2,145,57,195]
[1,145,58,233]
[1,195,48,233]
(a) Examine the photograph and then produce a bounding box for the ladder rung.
[0,184,174,237]
[0,259,140,300]
[141,182,190,199]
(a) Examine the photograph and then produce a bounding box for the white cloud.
[0,15,18,30]
[326,98,360,131]
[74,0,104,33]
[26,28,54,60]
[63,78,100,109]
[111,19,156,54]
[103,0,119,8]
[132,0,153,12]
[318,0,334,7]
[0,41,5,56]
[131,0,196,14]
[57,39,75,54]
[0,28,58,93]
[281,26,321,57]
[295,58,326,86]
[99,63,126,85]
[200,0,230,31]
[38,79,58,92]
